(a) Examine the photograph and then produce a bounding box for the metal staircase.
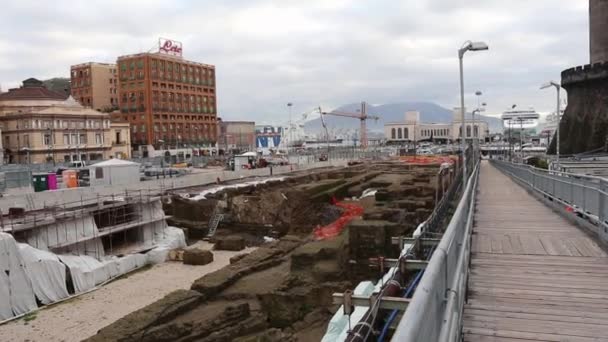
[207,205,224,237]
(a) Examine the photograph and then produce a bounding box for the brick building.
[115,48,217,150]
[218,120,256,153]
[70,62,118,111]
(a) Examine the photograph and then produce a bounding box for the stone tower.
[590,0,608,63]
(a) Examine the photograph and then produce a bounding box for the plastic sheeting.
[321,281,375,342]
[18,244,70,305]
[320,243,414,342]
[0,233,38,320]
[146,226,186,264]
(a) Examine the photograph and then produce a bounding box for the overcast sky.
[0,0,589,123]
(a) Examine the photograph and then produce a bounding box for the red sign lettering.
[159,39,182,56]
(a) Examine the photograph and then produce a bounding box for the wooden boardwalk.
[463,161,608,342]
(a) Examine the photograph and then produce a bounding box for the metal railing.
[391,159,480,342]
[492,160,608,229]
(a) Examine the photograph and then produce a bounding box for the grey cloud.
[0,0,589,122]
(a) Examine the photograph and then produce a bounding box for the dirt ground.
[0,243,255,342]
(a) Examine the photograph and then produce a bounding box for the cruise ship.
[501,107,541,135]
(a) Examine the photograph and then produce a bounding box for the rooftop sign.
[158,38,182,57]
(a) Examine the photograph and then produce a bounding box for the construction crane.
[321,101,380,149]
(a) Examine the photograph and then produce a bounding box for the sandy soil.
[0,244,254,342]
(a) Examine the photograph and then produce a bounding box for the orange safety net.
[313,197,364,240]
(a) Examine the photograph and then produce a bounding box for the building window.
[23,134,30,147]
[63,134,70,145]
[397,128,402,139]
[95,167,104,179]
[71,133,78,145]
[80,134,87,144]
[95,133,103,145]
[466,126,471,137]
[404,128,409,140]
[43,133,52,146]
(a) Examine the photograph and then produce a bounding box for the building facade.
[115,48,217,151]
[70,62,118,111]
[218,120,255,152]
[384,110,488,143]
[0,79,128,164]
[109,122,131,159]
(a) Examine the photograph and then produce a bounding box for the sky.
[0,0,589,123]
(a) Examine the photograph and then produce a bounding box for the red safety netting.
[398,155,457,165]
[313,197,364,240]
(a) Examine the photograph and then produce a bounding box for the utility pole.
[287,102,293,154]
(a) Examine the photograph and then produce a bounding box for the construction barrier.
[314,198,364,240]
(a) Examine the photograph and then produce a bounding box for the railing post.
[600,181,606,225]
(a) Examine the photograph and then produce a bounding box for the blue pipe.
[377,270,424,341]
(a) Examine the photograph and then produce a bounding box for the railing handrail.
[499,160,608,184]
[391,160,480,341]
[492,159,608,229]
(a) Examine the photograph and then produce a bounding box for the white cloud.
[0,0,589,122]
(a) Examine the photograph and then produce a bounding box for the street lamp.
[473,90,483,158]
[541,81,561,170]
[472,106,485,160]
[287,103,293,154]
[459,40,488,185]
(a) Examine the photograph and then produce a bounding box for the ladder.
[207,205,224,237]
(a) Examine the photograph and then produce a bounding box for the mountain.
[42,78,71,97]
[305,102,503,133]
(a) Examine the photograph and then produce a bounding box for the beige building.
[70,62,118,111]
[0,78,130,164]
[109,122,131,159]
[384,109,488,143]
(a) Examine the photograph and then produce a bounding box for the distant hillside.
[305,102,503,133]
[43,78,70,97]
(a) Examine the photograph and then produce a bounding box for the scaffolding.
[0,189,168,259]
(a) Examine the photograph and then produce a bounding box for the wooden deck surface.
[463,161,608,342]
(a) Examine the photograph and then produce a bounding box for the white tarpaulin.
[0,233,37,320]
[321,281,375,342]
[58,254,105,293]
[146,226,186,264]
[186,177,286,201]
[18,243,69,305]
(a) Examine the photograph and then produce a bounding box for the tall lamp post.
[473,90,484,159]
[541,81,561,170]
[459,40,489,185]
[287,102,293,154]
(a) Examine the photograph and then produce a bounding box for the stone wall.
[591,0,608,64]
[549,62,608,154]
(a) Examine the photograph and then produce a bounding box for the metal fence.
[492,160,608,228]
[391,159,480,342]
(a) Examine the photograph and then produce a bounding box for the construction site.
[62,154,459,341]
[0,151,466,341]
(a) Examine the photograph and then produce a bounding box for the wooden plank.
[463,162,608,341]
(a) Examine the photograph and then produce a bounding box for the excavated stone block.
[183,243,214,265]
[215,236,246,251]
[84,289,203,342]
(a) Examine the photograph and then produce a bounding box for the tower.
[590,0,608,63]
